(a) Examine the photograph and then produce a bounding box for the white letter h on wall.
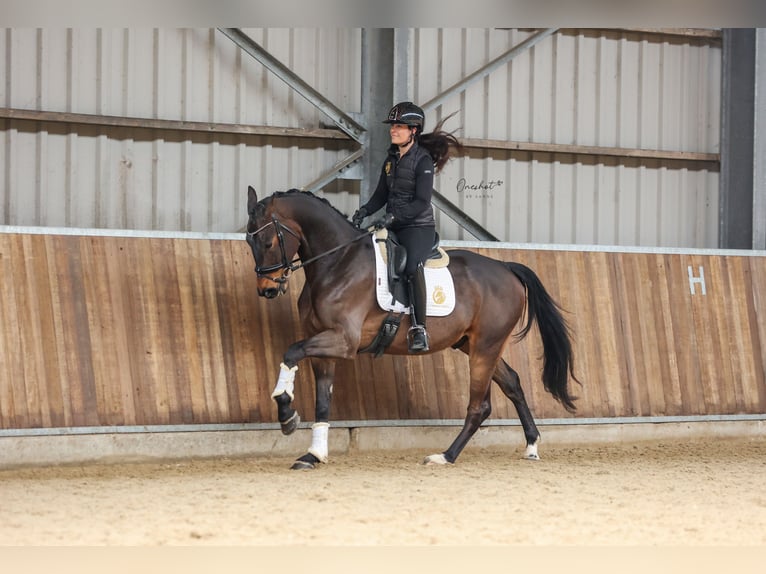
[688,265,707,295]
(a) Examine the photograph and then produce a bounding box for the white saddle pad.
[372,235,455,317]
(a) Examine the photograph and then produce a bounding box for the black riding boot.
[407,263,429,353]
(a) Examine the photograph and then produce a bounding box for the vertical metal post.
[360,28,395,205]
[753,28,766,250]
[719,29,756,249]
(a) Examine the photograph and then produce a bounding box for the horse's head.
[245,186,302,298]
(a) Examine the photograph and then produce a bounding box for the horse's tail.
[506,261,580,412]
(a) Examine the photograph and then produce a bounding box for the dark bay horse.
[245,186,580,469]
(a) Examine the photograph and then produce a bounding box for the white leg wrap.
[271,363,298,400]
[422,453,451,465]
[307,422,330,463]
[524,438,540,460]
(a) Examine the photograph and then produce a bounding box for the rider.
[352,102,462,353]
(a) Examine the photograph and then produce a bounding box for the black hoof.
[290,452,321,471]
[280,411,300,435]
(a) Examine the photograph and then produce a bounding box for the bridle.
[247,213,372,283]
[247,216,302,283]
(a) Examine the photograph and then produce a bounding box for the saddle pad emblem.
[372,235,456,317]
[432,285,447,305]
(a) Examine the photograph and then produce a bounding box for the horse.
[245,186,581,470]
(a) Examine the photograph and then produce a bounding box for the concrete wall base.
[0,420,763,469]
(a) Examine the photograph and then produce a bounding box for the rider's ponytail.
[417,112,464,173]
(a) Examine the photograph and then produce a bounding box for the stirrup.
[407,326,429,353]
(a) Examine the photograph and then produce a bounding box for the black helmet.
[383,101,425,130]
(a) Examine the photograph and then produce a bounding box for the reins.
[294,230,372,270]
[247,215,375,277]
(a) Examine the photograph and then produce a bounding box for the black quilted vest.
[384,143,435,228]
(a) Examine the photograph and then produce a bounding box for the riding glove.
[351,207,368,227]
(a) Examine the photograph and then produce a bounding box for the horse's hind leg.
[423,348,499,465]
[493,359,541,460]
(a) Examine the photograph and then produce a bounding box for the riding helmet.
[383,101,425,130]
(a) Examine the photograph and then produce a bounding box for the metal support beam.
[754,28,766,250]
[421,28,558,114]
[720,29,756,249]
[300,149,366,193]
[360,28,394,202]
[218,28,367,145]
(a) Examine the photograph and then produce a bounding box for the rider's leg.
[407,262,429,353]
[396,226,435,353]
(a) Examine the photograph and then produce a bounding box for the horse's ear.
[247,186,258,213]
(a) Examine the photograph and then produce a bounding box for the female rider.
[352,102,462,353]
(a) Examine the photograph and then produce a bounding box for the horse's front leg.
[291,358,336,470]
[270,328,358,469]
[272,362,301,435]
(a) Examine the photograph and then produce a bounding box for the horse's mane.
[269,189,354,227]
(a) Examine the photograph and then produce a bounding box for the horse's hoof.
[280,412,300,435]
[523,439,540,460]
[421,453,452,466]
[290,452,321,470]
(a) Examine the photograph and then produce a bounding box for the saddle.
[359,230,453,357]
[374,228,449,307]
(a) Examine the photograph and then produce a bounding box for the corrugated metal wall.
[1,28,721,248]
[411,28,721,247]
[0,28,361,231]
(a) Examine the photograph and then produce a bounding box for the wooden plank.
[211,240,244,423]
[685,254,720,413]
[18,235,45,428]
[118,236,156,426]
[0,235,27,428]
[665,253,705,414]
[103,237,138,425]
[77,236,114,425]
[600,250,633,416]
[656,254,684,415]
[636,253,667,415]
[711,257,739,413]
[43,235,74,427]
[199,239,233,422]
[171,238,204,424]
[744,257,766,411]
[725,257,754,412]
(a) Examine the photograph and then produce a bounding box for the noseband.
[247,215,302,281]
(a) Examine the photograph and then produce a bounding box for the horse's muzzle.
[257,276,288,298]
[259,286,282,299]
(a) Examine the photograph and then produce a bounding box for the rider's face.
[390,123,415,146]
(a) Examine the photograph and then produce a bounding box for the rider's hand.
[372,213,395,230]
[351,207,368,227]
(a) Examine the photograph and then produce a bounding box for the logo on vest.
[385,161,392,175]
[431,285,447,305]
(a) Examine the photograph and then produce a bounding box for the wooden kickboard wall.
[0,231,764,430]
